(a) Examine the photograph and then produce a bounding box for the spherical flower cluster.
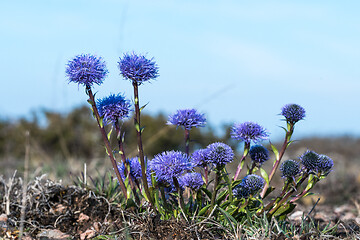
[149,151,193,183]
[231,122,269,144]
[167,109,206,130]
[281,104,306,124]
[191,149,209,167]
[249,145,270,165]
[178,172,204,190]
[233,174,265,199]
[117,157,142,181]
[300,150,334,175]
[118,52,159,85]
[317,154,334,174]
[300,150,320,173]
[205,142,234,167]
[280,159,301,178]
[97,93,131,125]
[66,54,108,87]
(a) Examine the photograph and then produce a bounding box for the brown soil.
[0,175,359,239]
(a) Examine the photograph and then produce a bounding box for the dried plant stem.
[86,87,128,199]
[19,131,30,239]
[132,82,155,210]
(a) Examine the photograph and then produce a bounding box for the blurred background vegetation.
[1,105,359,205]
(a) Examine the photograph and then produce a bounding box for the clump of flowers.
[97,93,131,125]
[66,52,334,226]
[66,54,108,87]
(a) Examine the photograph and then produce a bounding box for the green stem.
[260,123,294,198]
[114,121,140,205]
[173,177,186,211]
[233,142,250,181]
[184,129,190,155]
[86,87,128,199]
[210,168,221,209]
[132,82,155,211]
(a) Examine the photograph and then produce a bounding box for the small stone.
[289,211,304,222]
[0,214,8,222]
[37,229,70,240]
[340,212,356,221]
[80,229,96,240]
[77,213,90,223]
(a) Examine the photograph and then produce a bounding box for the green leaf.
[200,187,212,199]
[140,102,149,112]
[270,142,279,160]
[260,168,269,185]
[218,206,238,228]
[263,186,275,198]
[273,202,296,220]
[135,122,141,133]
[107,127,113,141]
[198,204,211,216]
[216,190,229,205]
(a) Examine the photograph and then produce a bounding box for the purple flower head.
[300,150,320,173]
[280,159,301,179]
[281,104,306,124]
[149,151,193,183]
[118,52,159,85]
[167,109,206,130]
[231,122,269,144]
[206,142,234,167]
[249,145,270,165]
[116,157,142,181]
[233,174,265,199]
[191,149,210,167]
[97,93,131,125]
[317,154,334,175]
[178,172,204,190]
[66,54,108,87]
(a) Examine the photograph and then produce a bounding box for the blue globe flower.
[300,150,334,175]
[66,54,108,87]
[118,52,159,85]
[300,150,320,173]
[233,174,265,199]
[280,159,301,178]
[178,172,204,190]
[191,149,210,167]
[205,142,234,167]
[249,145,270,165]
[231,122,269,144]
[97,93,131,125]
[281,104,306,124]
[167,109,206,130]
[317,154,334,175]
[149,151,193,183]
[117,157,142,181]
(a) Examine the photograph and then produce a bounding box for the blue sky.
[1,0,360,140]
